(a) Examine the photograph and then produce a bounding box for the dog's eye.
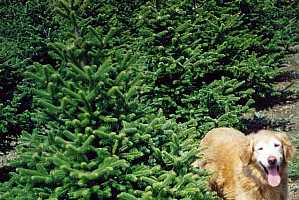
[274,143,280,147]
[257,147,263,151]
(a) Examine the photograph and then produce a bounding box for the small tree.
[0,1,215,199]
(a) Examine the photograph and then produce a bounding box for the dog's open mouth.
[259,162,281,187]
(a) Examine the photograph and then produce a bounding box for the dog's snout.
[268,156,277,165]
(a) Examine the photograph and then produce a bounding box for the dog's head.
[240,130,295,187]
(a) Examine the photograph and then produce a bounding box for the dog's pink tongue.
[267,167,281,187]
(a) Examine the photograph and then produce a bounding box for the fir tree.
[0,0,56,149]
[0,1,215,199]
[132,0,297,130]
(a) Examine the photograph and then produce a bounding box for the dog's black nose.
[268,156,277,165]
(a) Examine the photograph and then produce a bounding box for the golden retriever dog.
[192,128,295,200]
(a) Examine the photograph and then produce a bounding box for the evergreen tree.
[0,1,215,199]
[132,0,297,130]
[0,0,57,147]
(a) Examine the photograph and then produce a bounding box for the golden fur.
[192,128,295,200]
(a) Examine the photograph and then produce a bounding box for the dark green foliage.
[0,12,214,198]
[0,0,57,146]
[0,0,297,199]
[134,0,297,129]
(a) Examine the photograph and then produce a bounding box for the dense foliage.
[0,0,297,199]
[134,0,297,131]
[0,0,56,149]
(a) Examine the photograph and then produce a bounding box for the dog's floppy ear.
[276,132,295,161]
[240,136,253,165]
